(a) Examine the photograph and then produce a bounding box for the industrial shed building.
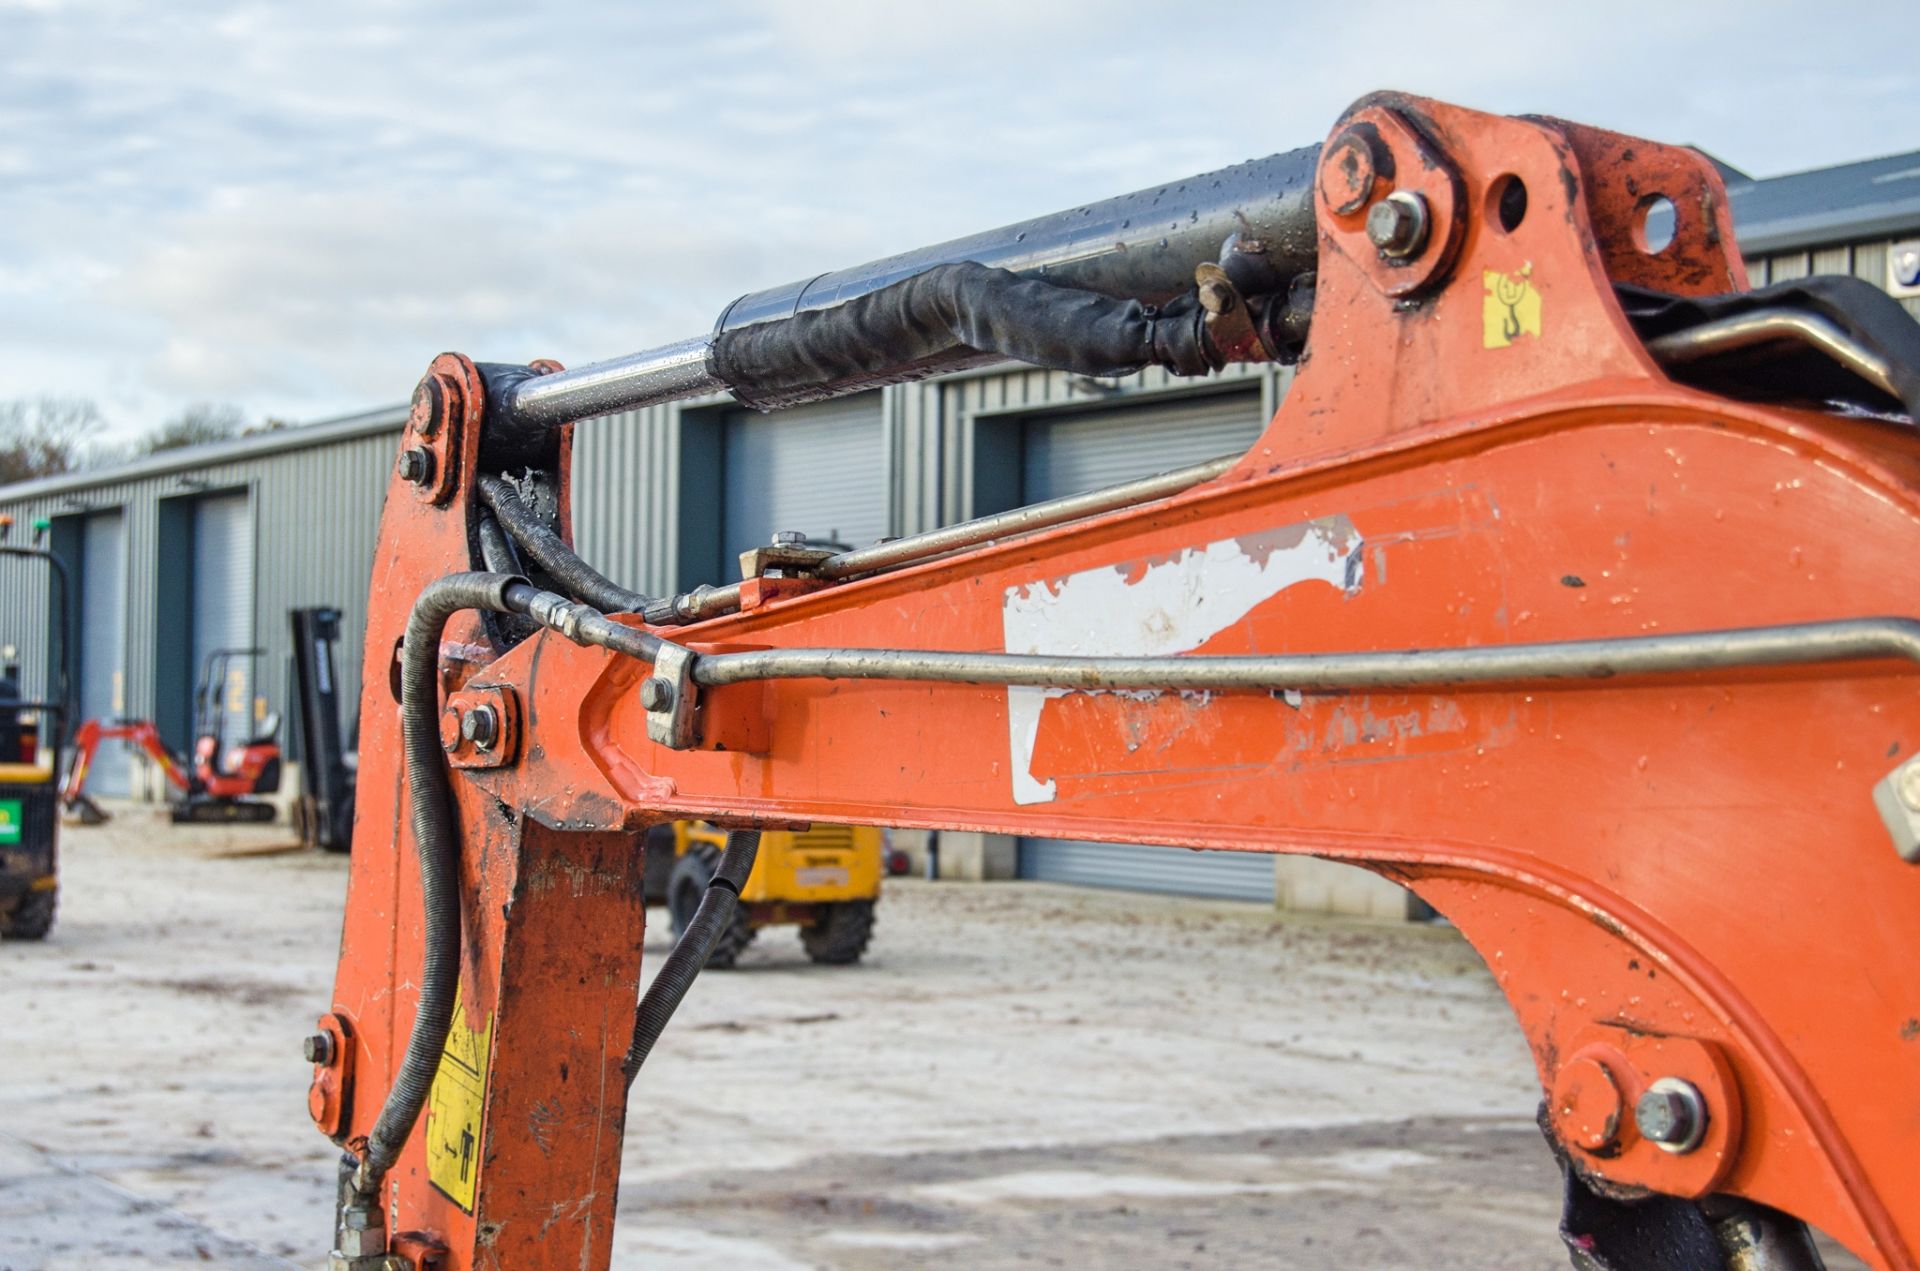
[4,146,1917,914]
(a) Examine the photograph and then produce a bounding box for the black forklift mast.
[289,607,354,853]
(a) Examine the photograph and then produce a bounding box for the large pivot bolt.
[1366,191,1430,260]
[1635,1077,1708,1154]
[459,705,499,752]
[396,447,434,484]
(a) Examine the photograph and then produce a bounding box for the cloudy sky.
[3,0,1916,442]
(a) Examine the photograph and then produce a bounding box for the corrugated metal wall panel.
[1021,388,1268,499]
[0,423,400,798]
[722,393,888,555]
[1018,839,1276,903]
[77,511,129,793]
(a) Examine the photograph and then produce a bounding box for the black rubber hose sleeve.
[711,260,1223,411]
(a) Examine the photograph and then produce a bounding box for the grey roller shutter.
[77,511,129,795]
[1021,387,1268,502]
[191,493,255,749]
[1017,387,1275,903]
[722,393,887,557]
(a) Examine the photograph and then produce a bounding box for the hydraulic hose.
[709,261,1224,411]
[355,571,527,1195]
[478,474,658,616]
[622,828,761,1089]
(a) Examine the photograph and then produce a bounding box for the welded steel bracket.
[644,642,699,750]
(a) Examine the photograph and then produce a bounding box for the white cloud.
[0,0,1914,441]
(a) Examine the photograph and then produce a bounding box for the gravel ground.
[0,809,1838,1269]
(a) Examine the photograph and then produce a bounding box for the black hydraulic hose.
[477,474,658,616]
[622,829,761,1089]
[353,572,669,1198]
[475,511,524,577]
[710,260,1224,411]
[355,571,527,1194]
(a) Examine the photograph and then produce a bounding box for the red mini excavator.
[306,93,1920,1269]
[64,647,280,824]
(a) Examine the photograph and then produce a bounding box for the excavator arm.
[311,94,1920,1269]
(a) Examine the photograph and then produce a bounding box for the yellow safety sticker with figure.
[1483,265,1542,348]
[426,993,493,1213]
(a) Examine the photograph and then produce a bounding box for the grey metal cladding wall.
[888,360,1283,533]
[0,423,400,753]
[571,404,681,597]
[78,511,129,792]
[722,393,889,556]
[1018,839,1277,903]
[1021,387,1269,501]
[1745,238,1920,318]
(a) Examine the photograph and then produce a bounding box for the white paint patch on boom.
[1000,516,1362,805]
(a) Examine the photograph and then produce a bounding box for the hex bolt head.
[396,447,434,484]
[302,1032,335,1065]
[1898,763,1920,812]
[639,677,675,711]
[460,705,499,751]
[1366,191,1431,260]
[1634,1077,1707,1153]
[771,529,807,547]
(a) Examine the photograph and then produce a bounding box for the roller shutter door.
[1016,388,1275,903]
[77,511,129,795]
[722,393,887,557]
[191,493,256,750]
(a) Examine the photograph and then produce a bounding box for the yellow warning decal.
[1483,265,1542,348]
[426,992,493,1213]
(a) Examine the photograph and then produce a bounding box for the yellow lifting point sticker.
[426,994,493,1213]
[1483,265,1543,348]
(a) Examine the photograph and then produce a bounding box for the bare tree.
[0,397,104,485]
[136,402,247,455]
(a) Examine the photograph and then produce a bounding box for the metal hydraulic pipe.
[659,452,1241,623]
[689,618,1920,692]
[505,146,1322,428]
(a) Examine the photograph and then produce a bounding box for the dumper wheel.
[0,889,56,941]
[802,899,875,965]
[667,843,756,969]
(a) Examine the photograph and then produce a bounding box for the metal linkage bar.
[658,452,1241,623]
[1646,308,1900,402]
[688,618,1920,691]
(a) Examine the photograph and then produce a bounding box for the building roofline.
[1736,203,1920,256]
[0,403,409,505]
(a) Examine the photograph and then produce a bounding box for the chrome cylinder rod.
[505,146,1322,428]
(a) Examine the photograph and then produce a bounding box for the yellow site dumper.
[643,820,886,967]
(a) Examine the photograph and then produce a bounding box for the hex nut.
[1366,191,1430,260]
[396,447,434,484]
[771,529,807,546]
[460,705,499,751]
[1634,1077,1707,1154]
[303,1032,335,1065]
[639,677,675,711]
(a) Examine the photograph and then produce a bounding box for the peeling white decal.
[1002,516,1362,804]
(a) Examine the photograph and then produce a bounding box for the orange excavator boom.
[309,93,1920,1269]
